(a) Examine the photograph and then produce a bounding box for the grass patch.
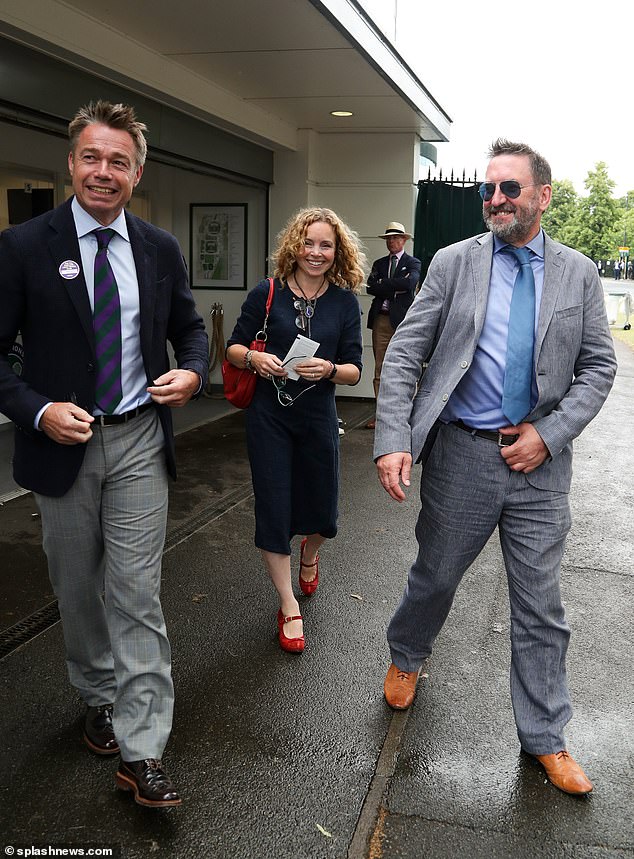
[611,327,634,352]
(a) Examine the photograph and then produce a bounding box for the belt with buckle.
[453,419,519,447]
[93,403,153,426]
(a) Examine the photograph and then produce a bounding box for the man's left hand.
[499,422,549,473]
[148,369,200,407]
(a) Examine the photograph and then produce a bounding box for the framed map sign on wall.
[189,204,247,289]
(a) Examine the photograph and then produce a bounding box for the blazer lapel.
[470,233,494,340]
[48,201,95,355]
[534,234,564,361]
[127,212,157,366]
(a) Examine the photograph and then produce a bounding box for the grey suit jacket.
[374,231,617,491]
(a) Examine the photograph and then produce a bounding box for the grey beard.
[484,201,539,244]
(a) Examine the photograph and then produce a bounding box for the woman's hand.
[293,359,333,382]
[250,350,286,379]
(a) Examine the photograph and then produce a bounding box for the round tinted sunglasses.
[294,298,314,331]
[478,181,538,201]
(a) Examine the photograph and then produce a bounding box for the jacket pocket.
[554,304,582,319]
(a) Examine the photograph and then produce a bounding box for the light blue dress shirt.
[441,230,545,429]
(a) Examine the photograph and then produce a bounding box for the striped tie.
[93,228,123,415]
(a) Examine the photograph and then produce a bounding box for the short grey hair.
[488,138,551,186]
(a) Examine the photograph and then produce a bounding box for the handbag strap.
[255,277,275,342]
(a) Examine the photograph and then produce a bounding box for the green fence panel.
[414,180,485,281]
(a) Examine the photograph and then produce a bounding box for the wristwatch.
[245,350,254,371]
[327,362,337,380]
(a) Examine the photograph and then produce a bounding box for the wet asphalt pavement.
[0,339,633,859]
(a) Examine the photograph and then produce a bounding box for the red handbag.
[222,277,275,408]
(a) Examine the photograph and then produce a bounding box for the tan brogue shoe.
[534,750,593,795]
[383,663,420,710]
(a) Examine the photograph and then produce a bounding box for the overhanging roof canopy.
[0,0,451,151]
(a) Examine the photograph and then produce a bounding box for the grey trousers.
[35,409,173,760]
[387,422,573,754]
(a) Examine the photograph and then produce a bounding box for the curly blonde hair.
[271,207,366,292]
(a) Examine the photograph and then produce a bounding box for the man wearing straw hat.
[365,221,420,429]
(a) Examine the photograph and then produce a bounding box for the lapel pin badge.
[59,260,81,280]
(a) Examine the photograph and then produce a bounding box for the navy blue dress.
[227,277,363,554]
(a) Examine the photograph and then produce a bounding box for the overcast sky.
[360,0,632,198]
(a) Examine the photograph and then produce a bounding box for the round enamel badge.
[8,342,24,377]
[59,260,81,280]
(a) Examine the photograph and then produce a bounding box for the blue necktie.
[502,246,535,426]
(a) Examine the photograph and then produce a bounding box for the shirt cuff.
[35,402,54,430]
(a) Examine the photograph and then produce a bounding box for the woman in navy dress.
[226,208,364,653]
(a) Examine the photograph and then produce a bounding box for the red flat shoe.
[299,537,319,596]
[276,609,305,654]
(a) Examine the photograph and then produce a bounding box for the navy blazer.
[0,199,208,496]
[366,251,421,330]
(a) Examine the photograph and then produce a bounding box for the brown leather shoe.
[83,704,119,756]
[534,750,593,795]
[383,663,420,710]
[115,758,182,807]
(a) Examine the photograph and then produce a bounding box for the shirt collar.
[71,196,130,242]
[493,228,544,259]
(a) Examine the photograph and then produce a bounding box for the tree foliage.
[541,179,578,247]
[543,162,625,261]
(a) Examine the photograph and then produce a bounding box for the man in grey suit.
[0,101,208,806]
[374,139,616,796]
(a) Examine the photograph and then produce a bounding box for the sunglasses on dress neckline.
[478,181,538,201]
[293,298,315,331]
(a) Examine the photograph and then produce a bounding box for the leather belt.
[93,403,153,426]
[452,419,519,447]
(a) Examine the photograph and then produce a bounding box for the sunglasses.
[269,355,317,407]
[478,181,538,201]
[293,298,314,331]
[272,376,316,407]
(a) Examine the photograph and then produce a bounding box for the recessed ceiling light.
[330,110,353,117]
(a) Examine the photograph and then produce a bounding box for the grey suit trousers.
[387,422,573,754]
[35,409,173,760]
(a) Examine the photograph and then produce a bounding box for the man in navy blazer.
[366,221,421,428]
[375,140,616,796]
[0,101,208,806]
